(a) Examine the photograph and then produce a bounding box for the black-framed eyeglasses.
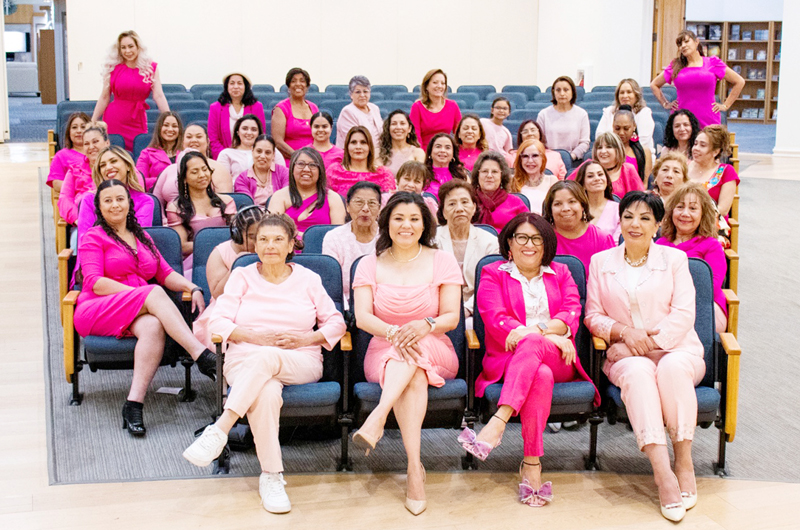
[513,233,544,246]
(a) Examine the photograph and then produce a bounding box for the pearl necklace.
[389,246,422,263]
[624,250,648,267]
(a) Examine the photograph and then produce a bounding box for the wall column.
[774,1,800,156]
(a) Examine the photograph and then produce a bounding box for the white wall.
[687,0,784,22]
[773,1,798,155]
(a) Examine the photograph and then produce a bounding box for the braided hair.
[175,151,233,242]
[93,179,159,260]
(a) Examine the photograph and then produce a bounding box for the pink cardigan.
[208,101,266,159]
[474,260,598,404]
[584,244,703,356]
[136,147,176,192]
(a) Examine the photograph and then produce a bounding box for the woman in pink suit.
[183,214,346,514]
[351,191,463,516]
[585,191,705,523]
[233,135,289,206]
[409,69,462,150]
[48,112,90,193]
[92,31,169,151]
[208,72,266,159]
[136,111,183,191]
[471,151,528,233]
[75,179,217,436]
[461,212,598,507]
[58,122,110,225]
[272,67,318,159]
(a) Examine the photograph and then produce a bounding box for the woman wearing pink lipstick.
[48,112,90,193]
[208,72,266,159]
[58,122,111,225]
[471,151,528,233]
[327,126,395,195]
[424,133,468,196]
[272,68,318,159]
[687,125,738,218]
[409,69,462,151]
[510,139,559,215]
[455,114,487,171]
[574,161,620,241]
[136,111,183,192]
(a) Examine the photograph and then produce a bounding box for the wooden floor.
[1,142,798,529]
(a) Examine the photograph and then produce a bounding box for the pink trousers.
[604,350,706,450]
[498,334,576,457]
[223,348,323,473]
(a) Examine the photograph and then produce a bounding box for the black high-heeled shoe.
[195,349,217,381]
[122,400,146,437]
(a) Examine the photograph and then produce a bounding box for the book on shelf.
[772,74,779,82]
[757,50,767,61]
[758,108,765,120]
[741,94,751,100]
[755,29,769,41]
[742,30,752,41]
[687,24,697,35]
[709,25,722,40]
[696,25,708,39]
[745,49,754,60]
[728,49,738,60]
[775,52,781,61]
[730,110,740,119]
[733,65,743,74]
[731,24,740,40]
[775,29,781,40]
[772,109,778,120]
[756,89,765,100]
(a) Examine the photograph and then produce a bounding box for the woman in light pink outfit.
[335,76,383,149]
[585,191,704,523]
[480,96,513,161]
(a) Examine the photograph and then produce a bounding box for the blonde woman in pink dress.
[351,192,463,516]
[92,31,169,151]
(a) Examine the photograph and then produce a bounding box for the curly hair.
[175,151,232,242]
[664,109,700,154]
[92,179,158,260]
[147,111,184,153]
[660,182,718,241]
[101,31,154,84]
[456,114,488,151]
[425,133,468,182]
[378,110,420,165]
[652,151,689,196]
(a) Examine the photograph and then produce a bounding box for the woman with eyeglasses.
[510,139,559,215]
[480,97,514,160]
[514,120,567,180]
[335,75,383,149]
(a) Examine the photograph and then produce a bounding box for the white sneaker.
[547,422,562,433]
[182,424,228,467]
[259,472,292,513]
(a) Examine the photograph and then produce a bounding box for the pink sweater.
[409,99,462,151]
[536,105,590,160]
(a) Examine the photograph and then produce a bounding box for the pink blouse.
[136,147,176,192]
[555,224,616,273]
[57,158,94,224]
[664,56,727,128]
[409,99,462,151]
[480,119,513,156]
[234,165,289,205]
[318,145,344,169]
[459,147,483,172]
[273,98,319,152]
[47,148,87,188]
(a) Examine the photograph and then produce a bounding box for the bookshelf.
[686,20,781,123]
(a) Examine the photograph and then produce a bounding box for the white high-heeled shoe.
[682,491,698,510]
[405,465,427,516]
[659,483,686,522]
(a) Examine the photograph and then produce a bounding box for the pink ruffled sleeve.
[663,61,675,84]
[708,56,727,79]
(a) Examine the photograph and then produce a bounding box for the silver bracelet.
[619,325,629,342]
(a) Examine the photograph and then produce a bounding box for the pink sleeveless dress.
[352,251,463,387]
[193,240,240,349]
[274,98,319,153]
[166,199,236,276]
[104,63,156,150]
[285,192,332,237]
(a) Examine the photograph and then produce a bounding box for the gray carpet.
[9,97,56,142]
[728,123,776,154]
[42,167,800,485]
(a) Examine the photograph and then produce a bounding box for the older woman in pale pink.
[336,76,383,149]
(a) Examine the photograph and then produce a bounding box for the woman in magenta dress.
[92,31,169,151]
[687,125,739,218]
[267,147,346,237]
[409,69,462,151]
[327,126,396,195]
[651,29,745,128]
[234,135,289,206]
[75,179,218,436]
[166,152,236,275]
[48,112,90,193]
[208,72,266,159]
[471,151,528,233]
[455,114,487,171]
[351,192,463,516]
[136,111,182,191]
[543,181,616,273]
[58,122,111,225]
[310,112,344,170]
[272,67,319,160]
[424,133,468,196]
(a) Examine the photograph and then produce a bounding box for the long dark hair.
[671,30,705,80]
[231,114,263,149]
[375,191,437,255]
[615,105,646,182]
[93,179,159,260]
[664,109,700,154]
[175,151,232,241]
[288,147,328,210]
[379,109,421,165]
[425,133,468,181]
[218,73,258,107]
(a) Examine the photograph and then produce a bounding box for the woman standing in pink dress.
[58,122,111,224]
[136,111,182,191]
[310,112,344,170]
[351,192,463,516]
[234,136,289,206]
[208,72,266,159]
[75,179,217,436]
[455,114,487,172]
[409,69,462,151]
[92,31,169,151]
[48,112,90,193]
[327,126,396,195]
[472,151,528,233]
[272,68,319,160]
[651,30,745,128]
[424,133,468,196]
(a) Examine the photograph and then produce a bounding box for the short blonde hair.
[593,132,625,170]
[661,182,718,241]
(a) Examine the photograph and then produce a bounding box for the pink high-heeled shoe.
[518,461,553,507]
[458,414,506,461]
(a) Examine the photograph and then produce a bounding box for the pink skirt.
[364,334,458,388]
[74,285,155,338]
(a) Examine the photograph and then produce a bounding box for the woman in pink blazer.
[584,191,705,523]
[461,212,597,508]
[208,73,266,159]
[136,111,183,191]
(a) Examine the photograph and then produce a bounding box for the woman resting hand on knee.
[73,180,217,437]
[462,212,598,507]
[351,192,463,516]
[585,191,706,523]
[182,213,345,514]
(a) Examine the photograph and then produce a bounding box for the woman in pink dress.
[234,135,289,206]
[335,76,383,149]
[92,31,169,151]
[687,125,739,218]
[424,133,468,196]
[574,161,621,240]
[208,72,266,159]
[48,112,90,193]
[572,132,643,199]
[75,179,217,436]
[327,126,396,195]
[272,67,318,159]
[166,152,236,275]
[471,151,528,233]
[136,111,182,191]
[409,69,462,151]
[310,112,344,170]
[510,139,559,215]
[378,110,426,176]
[268,147,346,237]
[183,214,346,514]
[193,205,265,348]
[514,120,567,180]
[461,213,598,507]
[58,122,111,225]
[455,114,486,171]
[651,30,745,128]
[480,97,513,161]
[543,181,616,273]
[351,192,463,516]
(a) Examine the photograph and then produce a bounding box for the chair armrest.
[63,290,79,305]
[62,290,79,383]
[724,248,739,293]
[182,291,192,302]
[728,217,739,253]
[56,219,67,254]
[719,332,741,442]
[592,336,607,351]
[723,289,739,337]
[58,249,74,326]
[466,329,480,350]
[340,331,352,352]
[211,334,223,344]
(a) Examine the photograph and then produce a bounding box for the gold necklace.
[624,250,648,267]
[389,245,422,263]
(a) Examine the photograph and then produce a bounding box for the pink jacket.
[57,158,94,224]
[136,147,176,192]
[584,244,703,357]
[208,101,266,159]
[475,260,598,404]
